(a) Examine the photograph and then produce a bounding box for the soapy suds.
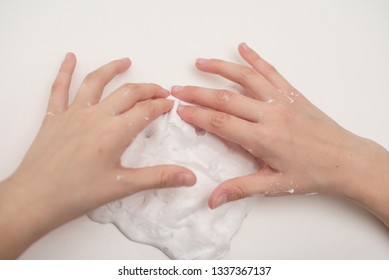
[46,112,55,116]
[89,97,259,259]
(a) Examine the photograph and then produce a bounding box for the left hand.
[0,53,196,259]
[172,43,386,211]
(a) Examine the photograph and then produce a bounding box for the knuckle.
[147,82,159,89]
[51,80,63,93]
[210,111,229,129]
[260,124,285,149]
[273,104,293,124]
[183,86,208,104]
[51,73,67,93]
[204,59,223,71]
[261,62,277,75]
[122,82,133,89]
[84,71,103,85]
[208,58,220,66]
[180,106,197,123]
[126,83,141,92]
[227,183,251,201]
[157,171,172,188]
[143,102,157,117]
[238,67,258,82]
[215,90,233,106]
[124,83,144,100]
[184,86,199,102]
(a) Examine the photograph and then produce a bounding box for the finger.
[114,165,197,195]
[209,172,283,209]
[100,83,170,116]
[195,57,279,101]
[72,57,131,106]
[177,105,259,151]
[171,85,262,123]
[120,98,174,141]
[48,52,76,114]
[238,43,296,94]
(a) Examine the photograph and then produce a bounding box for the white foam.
[88,98,258,259]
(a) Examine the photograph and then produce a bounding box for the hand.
[172,43,389,226]
[0,53,196,258]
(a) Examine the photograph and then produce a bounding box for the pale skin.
[172,43,389,226]
[0,44,388,259]
[0,53,196,259]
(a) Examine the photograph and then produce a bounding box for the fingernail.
[171,85,183,94]
[196,58,209,66]
[65,52,73,60]
[175,173,195,187]
[120,57,131,64]
[212,192,228,208]
[177,105,184,114]
[240,42,251,51]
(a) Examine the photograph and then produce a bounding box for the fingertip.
[63,52,76,67]
[238,42,251,52]
[160,87,171,98]
[120,57,132,70]
[174,170,197,187]
[208,189,228,209]
[195,58,210,68]
[171,85,184,96]
[120,57,132,65]
[176,104,191,119]
[65,52,75,61]
[163,98,175,112]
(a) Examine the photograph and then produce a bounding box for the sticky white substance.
[116,175,125,181]
[89,98,259,259]
[305,192,319,196]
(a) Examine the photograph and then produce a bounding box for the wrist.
[333,136,389,226]
[0,171,70,258]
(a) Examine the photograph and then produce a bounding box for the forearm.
[0,175,63,259]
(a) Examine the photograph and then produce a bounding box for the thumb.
[208,172,282,209]
[117,165,197,196]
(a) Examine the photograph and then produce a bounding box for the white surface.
[0,0,388,259]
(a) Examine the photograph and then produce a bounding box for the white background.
[0,0,388,259]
